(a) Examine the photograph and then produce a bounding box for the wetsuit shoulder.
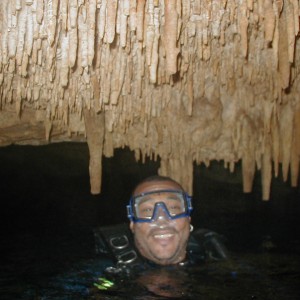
[187,228,229,262]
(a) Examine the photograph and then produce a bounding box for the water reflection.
[15,252,299,299]
[135,268,191,298]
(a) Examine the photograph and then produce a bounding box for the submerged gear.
[94,224,144,270]
[94,277,114,290]
[94,224,228,272]
[127,189,193,223]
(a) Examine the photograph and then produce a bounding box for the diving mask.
[127,189,193,223]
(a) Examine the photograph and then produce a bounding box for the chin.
[156,255,180,265]
[153,249,177,260]
[153,242,175,251]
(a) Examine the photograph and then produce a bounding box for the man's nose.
[152,204,171,222]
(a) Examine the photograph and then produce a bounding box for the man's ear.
[129,221,134,233]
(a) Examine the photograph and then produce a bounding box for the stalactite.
[16,6,27,66]
[262,134,272,201]
[264,0,276,44]
[110,49,126,105]
[279,101,293,182]
[105,0,118,44]
[239,113,256,193]
[83,109,105,194]
[61,0,68,32]
[68,28,78,68]
[60,33,69,87]
[136,0,145,41]
[238,0,249,58]
[120,0,129,48]
[87,0,96,65]
[47,0,58,46]
[278,7,291,89]
[7,3,17,59]
[164,0,179,75]
[291,108,300,187]
[286,1,296,63]
[78,5,88,68]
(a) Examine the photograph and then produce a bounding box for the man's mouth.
[153,233,174,239]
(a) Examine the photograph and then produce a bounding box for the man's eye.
[142,207,153,212]
[140,207,153,216]
[168,205,182,214]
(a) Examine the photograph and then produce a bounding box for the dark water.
[0,143,299,299]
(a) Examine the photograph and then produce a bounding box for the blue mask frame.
[127,189,193,223]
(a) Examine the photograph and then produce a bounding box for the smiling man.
[127,175,193,265]
[94,175,228,272]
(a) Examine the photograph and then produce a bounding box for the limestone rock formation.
[0,0,299,200]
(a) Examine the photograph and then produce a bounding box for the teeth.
[154,233,173,239]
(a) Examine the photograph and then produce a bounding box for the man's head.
[127,176,192,265]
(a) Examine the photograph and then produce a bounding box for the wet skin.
[130,180,191,265]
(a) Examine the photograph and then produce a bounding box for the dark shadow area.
[0,143,160,279]
[193,161,300,253]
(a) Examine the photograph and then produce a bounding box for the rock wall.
[0,0,300,199]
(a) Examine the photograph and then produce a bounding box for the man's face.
[130,180,191,265]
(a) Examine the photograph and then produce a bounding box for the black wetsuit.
[90,224,229,298]
[93,223,228,274]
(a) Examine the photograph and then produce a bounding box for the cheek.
[134,224,150,239]
[176,218,190,232]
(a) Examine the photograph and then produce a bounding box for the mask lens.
[133,190,187,220]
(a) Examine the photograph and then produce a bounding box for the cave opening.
[1,142,299,252]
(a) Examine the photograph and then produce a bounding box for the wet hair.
[132,175,184,195]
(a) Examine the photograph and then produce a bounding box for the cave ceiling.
[0,0,300,200]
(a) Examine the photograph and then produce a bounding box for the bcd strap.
[94,224,145,268]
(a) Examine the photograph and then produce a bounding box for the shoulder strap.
[94,224,145,268]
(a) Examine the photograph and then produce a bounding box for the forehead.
[133,180,183,196]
